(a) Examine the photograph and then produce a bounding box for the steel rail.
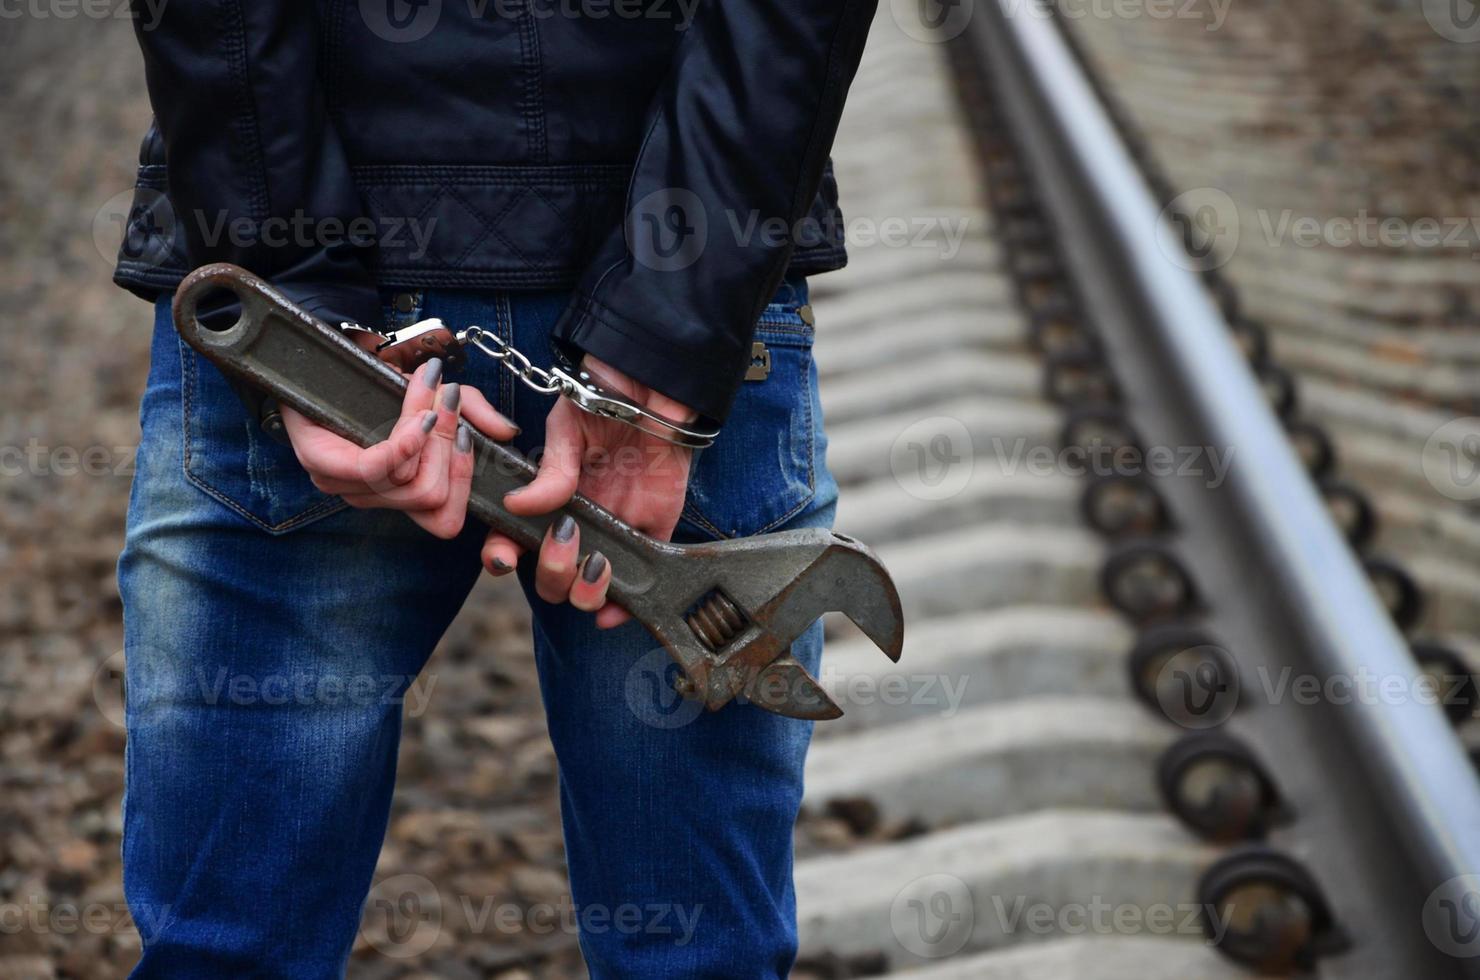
[965,1,1480,974]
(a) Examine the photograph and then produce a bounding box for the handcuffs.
[341,316,720,449]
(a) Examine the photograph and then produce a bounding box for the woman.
[113,2,874,975]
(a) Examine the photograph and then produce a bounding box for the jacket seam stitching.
[323,0,345,111]
[517,4,548,162]
[222,0,271,221]
[349,163,629,183]
[788,0,858,223]
[115,252,846,292]
[440,185,500,268]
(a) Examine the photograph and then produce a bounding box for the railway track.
[788,3,1480,978]
[1061,0,1480,661]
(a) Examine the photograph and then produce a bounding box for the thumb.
[504,404,583,515]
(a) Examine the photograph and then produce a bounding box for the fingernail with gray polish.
[422,358,443,389]
[582,552,607,583]
[421,411,437,433]
[489,555,512,573]
[553,515,576,543]
[455,422,472,453]
[442,383,461,412]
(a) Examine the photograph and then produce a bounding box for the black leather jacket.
[114,0,877,422]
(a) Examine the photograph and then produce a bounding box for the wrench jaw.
[741,655,845,720]
[657,530,904,720]
[818,533,906,664]
[687,641,843,721]
[742,534,906,665]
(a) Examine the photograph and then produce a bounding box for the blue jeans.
[117,280,836,978]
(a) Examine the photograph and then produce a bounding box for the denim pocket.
[679,294,817,540]
[179,339,347,535]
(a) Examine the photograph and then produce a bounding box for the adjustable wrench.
[172,264,904,720]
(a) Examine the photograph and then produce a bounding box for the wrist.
[579,355,699,426]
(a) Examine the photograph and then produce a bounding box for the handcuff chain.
[453,325,718,448]
[457,325,567,396]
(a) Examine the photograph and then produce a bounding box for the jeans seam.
[496,292,516,418]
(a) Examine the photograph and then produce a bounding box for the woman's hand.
[280,357,519,539]
[481,356,697,629]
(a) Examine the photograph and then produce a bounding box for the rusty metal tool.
[172,264,904,720]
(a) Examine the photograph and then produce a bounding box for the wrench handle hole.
[191,284,248,333]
